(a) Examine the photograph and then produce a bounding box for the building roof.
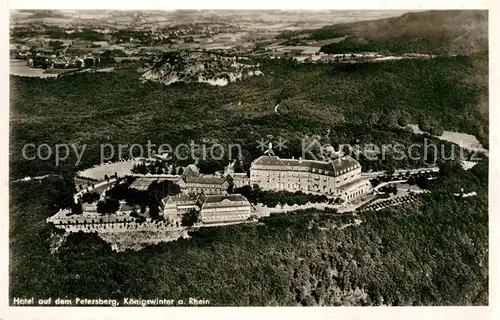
[233,173,249,179]
[162,194,198,206]
[182,164,200,177]
[198,194,250,210]
[201,194,248,204]
[252,156,286,167]
[330,156,360,172]
[337,178,372,192]
[252,155,360,175]
[183,175,226,185]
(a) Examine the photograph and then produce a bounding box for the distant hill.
[315,10,487,55]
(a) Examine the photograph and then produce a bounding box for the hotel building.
[161,193,251,224]
[249,155,372,202]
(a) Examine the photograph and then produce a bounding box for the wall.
[53,220,183,234]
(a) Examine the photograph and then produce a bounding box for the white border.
[1,1,499,320]
[6,0,496,10]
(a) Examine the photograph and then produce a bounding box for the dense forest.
[9,10,489,305]
[10,52,488,180]
[300,11,487,56]
[9,159,488,305]
[275,11,487,57]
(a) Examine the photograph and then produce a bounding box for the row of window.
[260,181,372,198]
[262,183,339,195]
[253,165,360,177]
[186,184,223,188]
[253,171,359,182]
[263,177,354,188]
[185,188,224,194]
[203,214,249,221]
[253,172,308,177]
[203,201,248,210]
[346,188,365,200]
[336,165,360,175]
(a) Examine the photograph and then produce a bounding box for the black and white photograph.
[2,1,497,317]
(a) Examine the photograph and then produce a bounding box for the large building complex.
[161,193,251,224]
[250,155,372,202]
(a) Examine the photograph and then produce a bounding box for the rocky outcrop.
[139,51,263,86]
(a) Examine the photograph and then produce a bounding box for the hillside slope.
[9,162,488,306]
[315,10,487,55]
[9,53,488,179]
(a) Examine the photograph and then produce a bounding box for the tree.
[392,186,398,195]
[181,209,200,227]
[198,159,225,175]
[84,57,95,68]
[385,167,395,178]
[227,177,235,194]
[234,160,244,173]
[96,198,120,214]
[397,111,412,127]
[167,182,181,196]
[132,163,147,174]
[81,191,100,204]
[71,202,83,215]
[149,204,160,220]
[49,40,64,50]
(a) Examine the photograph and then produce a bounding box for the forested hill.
[9,53,488,180]
[314,10,487,55]
[9,160,488,305]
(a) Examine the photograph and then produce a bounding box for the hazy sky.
[11,9,418,27]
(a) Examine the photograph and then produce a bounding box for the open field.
[407,124,488,155]
[439,131,488,155]
[10,60,59,78]
[77,160,137,181]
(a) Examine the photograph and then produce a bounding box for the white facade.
[161,193,251,224]
[199,196,251,223]
[177,175,229,195]
[161,194,199,221]
[250,155,372,202]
